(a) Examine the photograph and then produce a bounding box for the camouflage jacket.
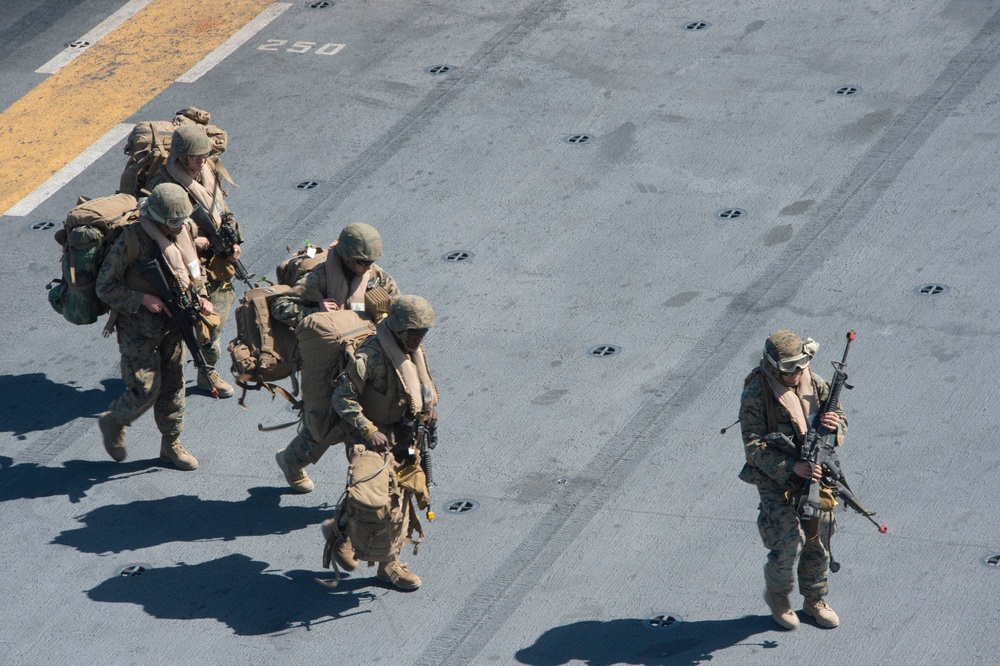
[96,223,207,340]
[738,365,848,491]
[331,335,409,442]
[271,263,398,329]
[147,166,242,288]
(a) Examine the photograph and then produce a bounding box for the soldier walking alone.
[738,330,847,629]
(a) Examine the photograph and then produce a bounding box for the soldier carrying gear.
[271,223,398,330]
[146,123,241,399]
[273,223,399,494]
[320,294,440,591]
[738,329,847,630]
[95,183,214,470]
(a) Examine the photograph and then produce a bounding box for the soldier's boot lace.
[276,449,314,493]
[160,437,199,471]
[321,519,358,571]
[98,411,126,462]
[764,589,800,630]
[197,368,234,399]
[802,597,839,628]
[377,560,421,591]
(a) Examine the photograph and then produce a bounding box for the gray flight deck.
[1,0,998,664]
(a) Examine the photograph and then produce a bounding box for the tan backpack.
[296,310,376,446]
[228,284,300,405]
[226,242,336,407]
[274,242,327,287]
[322,446,423,575]
[118,107,227,197]
[47,194,139,326]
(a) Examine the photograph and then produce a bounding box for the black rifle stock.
[190,205,254,288]
[135,251,218,398]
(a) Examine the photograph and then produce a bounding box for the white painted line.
[5,124,133,217]
[35,0,156,74]
[176,2,293,83]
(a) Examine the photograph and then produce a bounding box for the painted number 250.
[258,40,346,56]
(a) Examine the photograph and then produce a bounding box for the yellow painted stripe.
[0,0,272,216]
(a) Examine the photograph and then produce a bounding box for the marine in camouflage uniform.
[739,330,847,630]
[274,222,399,494]
[324,295,439,590]
[147,123,240,398]
[270,222,398,330]
[95,183,211,470]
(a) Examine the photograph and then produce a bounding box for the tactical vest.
[744,366,825,447]
[120,225,159,295]
[351,338,410,429]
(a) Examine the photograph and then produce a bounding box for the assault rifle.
[764,330,887,536]
[135,251,219,398]
[401,417,438,487]
[765,432,886,535]
[798,330,856,530]
[190,205,254,288]
[418,421,438,488]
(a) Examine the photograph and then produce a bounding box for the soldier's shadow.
[52,486,334,553]
[515,615,780,666]
[0,455,162,504]
[0,374,123,438]
[87,553,378,635]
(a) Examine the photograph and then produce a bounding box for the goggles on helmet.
[162,216,189,230]
[767,353,811,374]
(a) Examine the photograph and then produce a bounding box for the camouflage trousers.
[284,421,408,469]
[284,424,351,468]
[202,284,235,367]
[108,319,185,438]
[757,488,836,600]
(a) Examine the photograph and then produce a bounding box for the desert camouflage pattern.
[386,294,435,333]
[331,335,396,442]
[739,367,847,489]
[336,222,383,261]
[757,487,836,599]
[202,287,235,367]
[285,330,412,467]
[269,263,397,330]
[142,182,193,223]
[738,364,848,600]
[764,329,806,364]
[146,145,242,367]
[96,224,202,437]
[171,123,212,156]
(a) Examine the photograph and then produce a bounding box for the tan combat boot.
[764,589,800,630]
[197,368,234,399]
[321,519,358,571]
[377,560,422,591]
[160,437,199,470]
[802,597,840,628]
[276,449,314,493]
[98,411,126,462]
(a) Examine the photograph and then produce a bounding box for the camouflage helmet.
[763,330,818,374]
[170,123,212,157]
[336,223,383,262]
[386,295,435,333]
[142,183,193,228]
